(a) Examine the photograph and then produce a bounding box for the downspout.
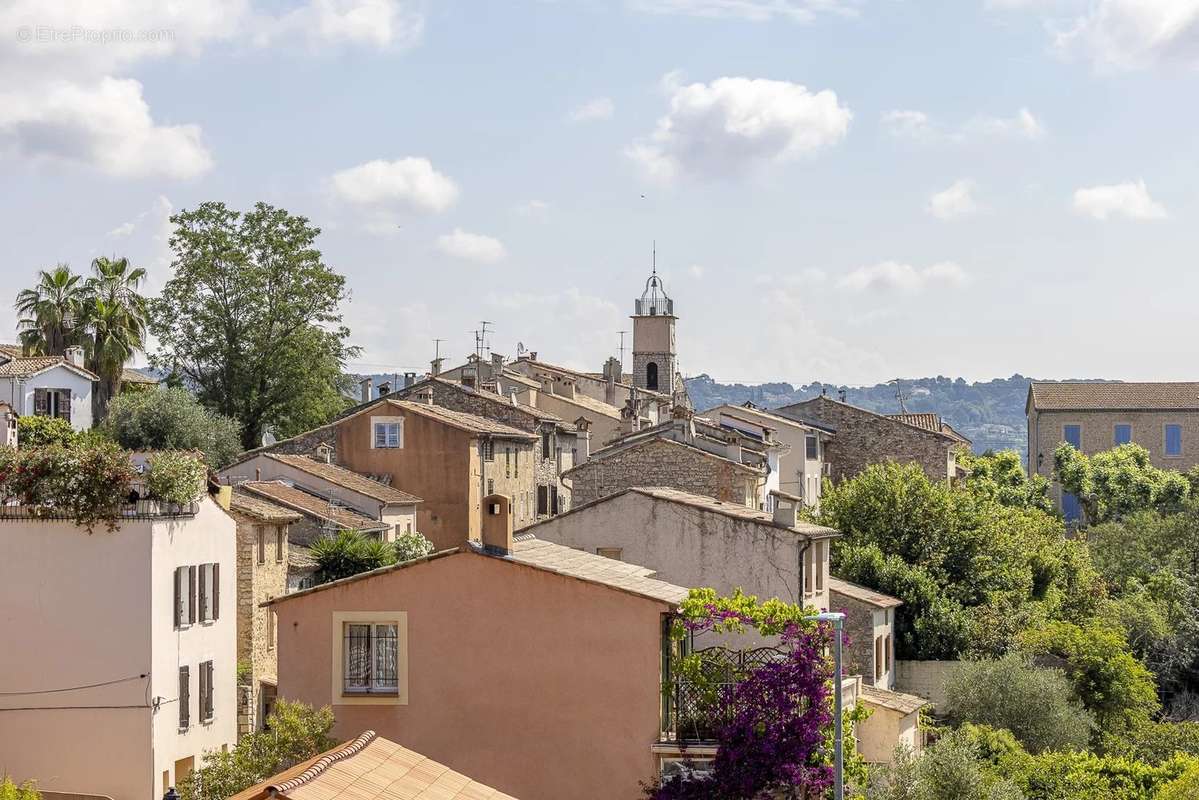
[797,535,812,602]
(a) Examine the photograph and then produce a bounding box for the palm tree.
[14,264,85,356]
[83,256,148,420]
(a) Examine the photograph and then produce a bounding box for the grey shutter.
[58,389,71,423]
[173,567,183,627]
[179,666,190,729]
[33,389,48,416]
[212,563,220,620]
[188,566,197,625]
[205,661,214,720]
[198,564,208,622]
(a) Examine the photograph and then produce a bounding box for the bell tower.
[631,245,677,394]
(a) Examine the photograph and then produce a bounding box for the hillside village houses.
[1027,381,1199,521]
[0,343,99,430]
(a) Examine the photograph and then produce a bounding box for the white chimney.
[770,491,801,527]
[64,346,84,368]
[360,377,373,404]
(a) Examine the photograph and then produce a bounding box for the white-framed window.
[370,417,403,449]
[343,622,399,694]
[805,435,819,460]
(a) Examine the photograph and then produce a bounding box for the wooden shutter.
[33,389,48,416]
[173,567,183,627]
[198,663,208,722]
[188,566,197,625]
[58,389,71,422]
[212,563,220,620]
[179,666,190,729]
[198,565,208,623]
[536,486,548,516]
[205,661,214,720]
[549,486,558,515]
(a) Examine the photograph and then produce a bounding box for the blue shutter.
[1064,425,1081,449]
[1166,424,1183,456]
[1114,424,1132,445]
[1062,492,1082,522]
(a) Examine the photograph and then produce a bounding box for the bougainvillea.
[649,589,836,800]
[0,441,136,532]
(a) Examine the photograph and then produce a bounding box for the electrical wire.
[0,705,152,711]
[0,673,148,696]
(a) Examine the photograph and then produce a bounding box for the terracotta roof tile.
[121,367,159,384]
[498,536,690,605]
[345,399,535,439]
[1029,381,1199,411]
[860,685,927,715]
[229,731,520,800]
[828,577,903,609]
[265,454,422,504]
[0,356,99,380]
[239,481,388,533]
[230,488,303,523]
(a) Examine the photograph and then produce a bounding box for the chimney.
[403,372,417,389]
[480,494,514,554]
[837,389,847,403]
[360,377,373,404]
[770,491,800,527]
[603,356,619,405]
[65,346,84,368]
[315,443,334,464]
[377,380,391,397]
[430,358,443,377]
[413,386,435,405]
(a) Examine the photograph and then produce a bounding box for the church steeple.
[631,243,677,393]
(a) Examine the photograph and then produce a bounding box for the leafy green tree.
[149,202,359,449]
[959,449,1054,514]
[310,530,397,584]
[1054,443,1190,524]
[177,700,335,800]
[82,256,148,420]
[14,264,85,356]
[864,730,1022,800]
[100,387,242,467]
[393,529,435,562]
[1158,762,1199,800]
[16,415,77,447]
[145,451,208,505]
[1103,719,1199,764]
[944,654,1094,754]
[1018,621,1160,738]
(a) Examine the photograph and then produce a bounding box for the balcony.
[661,644,787,743]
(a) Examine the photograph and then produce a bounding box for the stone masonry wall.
[833,592,877,683]
[232,512,289,735]
[780,397,954,482]
[568,438,750,506]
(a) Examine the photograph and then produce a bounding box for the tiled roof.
[778,397,959,443]
[239,481,388,533]
[121,367,158,384]
[860,685,926,715]
[344,398,536,439]
[828,577,903,609]
[264,454,422,504]
[497,536,689,606]
[706,404,836,435]
[0,356,99,380]
[0,343,22,359]
[1029,381,1199,411]
[228,730,519,800]
[517,357,672,400]
[424,377,562,421]
[288,544,317,570]
[539,387,624,420]
[572,435,764,476]
[888,413,970,444]
[229,488,303,523]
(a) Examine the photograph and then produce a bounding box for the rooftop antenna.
[618,330,630,374]
[889,378,909,414]
[474,321,494,364]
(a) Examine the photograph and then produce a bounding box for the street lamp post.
[812,611,846,800]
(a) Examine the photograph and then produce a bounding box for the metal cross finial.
[652,240,656,276]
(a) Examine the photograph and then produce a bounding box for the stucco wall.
[778,397,955,482]
[894,660,960,709]
[568,438,757,507]
[3,366,95,430]
[273,551,669,800]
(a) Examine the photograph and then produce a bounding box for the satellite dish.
[517,342,526,355]
[261,429,277,447]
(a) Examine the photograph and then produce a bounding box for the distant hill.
[685,374,1049,460]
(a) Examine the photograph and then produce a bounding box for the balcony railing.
[661,645,787,743]
[0,498,199,521]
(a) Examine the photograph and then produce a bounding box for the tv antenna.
[474,321,494,363]
[889,378,909,414]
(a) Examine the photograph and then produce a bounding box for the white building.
[0,494,238,799]
[0,345,97,431]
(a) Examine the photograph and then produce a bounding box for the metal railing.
[0,499,199,521]
[661,645,787,743]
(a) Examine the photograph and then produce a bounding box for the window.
[198,660,214,722]
[275,527,284,563]
[541,430,552,460]
[550,485,558,515]
[178,666,190,729]
[537,485,549,516]
[1114,424,1132,445]
[597,547,623,560]
[1166,424,1183,457]
[174,566,191,628]
[874,637,884,681]
[371,418,403,449]
[805,435,818,460]
[1063,424,1081,449]
[487,478,495,495]
[343,623,399,694]
[645,362,659,391]
[267,602,276,651]
[256,526,265,565]
[33,388,72,422]
[482,439,495,462]
[884,634,893,673]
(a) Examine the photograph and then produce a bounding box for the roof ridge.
[270,731,377,794]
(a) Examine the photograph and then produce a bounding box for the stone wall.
[567,438,752,506]
[895,659,961,710]
[779,396,955,482]
[835,593,878,682]
[232,512,289,736]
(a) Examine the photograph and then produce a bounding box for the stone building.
[829,578,902,691]
[1027,381,1199,520]
[630,265,676,394]
[228,489,300,736]
[774,395,967,482]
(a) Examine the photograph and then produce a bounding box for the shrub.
[101,387,242,467]
[865,730,1022,800]
[16,415,77,447]
[1158,763,1199,800]
[999,751,1197,800]
[178,700,335,800]
[309,530,397,584]
[1102,719,1199,764]
[944,653,1093,754]
[393,529,435,562]
[0,776,40,800]
[0,441,136,533]
[145,451,207,505]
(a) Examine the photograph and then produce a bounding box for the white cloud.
[628,0,859,23]
[330,158,459,213]
[568,97,615,122]
[628,74,851,181]
[1072,179,1168,220]
[436,229,507,264]
[515,200,550,219]
[926,179,979,220]
[258,0,424,50]
[837,261,968,293]
[882,107,1045,142]
[1052,1,1199,70]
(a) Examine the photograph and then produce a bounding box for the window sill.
[341,690,399,698]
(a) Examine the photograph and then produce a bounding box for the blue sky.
[3,0,1198,385]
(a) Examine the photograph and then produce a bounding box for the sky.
[3,0,1199,387]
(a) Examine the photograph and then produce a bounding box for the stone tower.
[631,257,676,394]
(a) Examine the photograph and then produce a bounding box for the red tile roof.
[239,481,387,533]
[264,453,422,504]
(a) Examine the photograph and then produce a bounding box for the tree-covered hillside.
[686,374,1053,458]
